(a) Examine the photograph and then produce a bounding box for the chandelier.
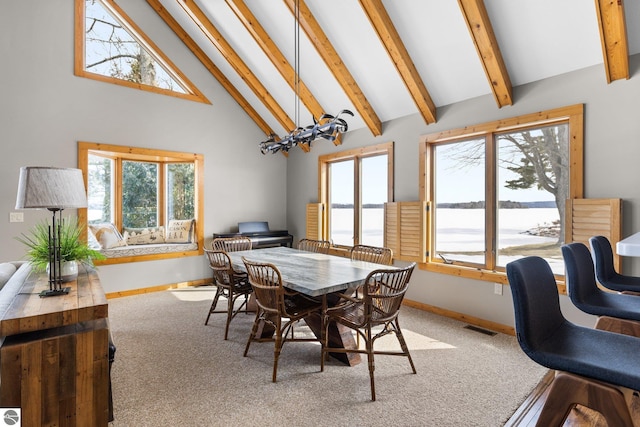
[259,109,353,154]
[259,0,351,155]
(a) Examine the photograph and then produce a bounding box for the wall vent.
[463,325,497,336]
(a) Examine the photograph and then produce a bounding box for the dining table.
[226,246,397,366]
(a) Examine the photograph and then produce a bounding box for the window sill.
[327,247,351,258]
[421,261,567,294]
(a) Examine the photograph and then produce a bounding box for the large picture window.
[319,142,393,248]
[421,105,583,277]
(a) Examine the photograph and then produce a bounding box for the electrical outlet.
[9,212,23,223]
[494,282,502,295]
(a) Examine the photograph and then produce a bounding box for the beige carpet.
[107,286,547,427]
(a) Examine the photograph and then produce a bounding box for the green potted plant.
[16,217,105,281]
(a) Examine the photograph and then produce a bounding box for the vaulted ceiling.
[146,0,638,143]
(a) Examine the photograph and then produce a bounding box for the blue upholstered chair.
[506,256,640,426]
[589,235,640,293]
[562,242,640,323]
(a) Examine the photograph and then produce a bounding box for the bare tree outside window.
[433,124,569,274]
[84,0,186,93]
[497,125,569,242]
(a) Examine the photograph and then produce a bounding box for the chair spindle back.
[298,238,331,254]
[242,257,284,315]
[351,245,393,265]
[212,236,252,252]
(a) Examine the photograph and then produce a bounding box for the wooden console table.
[0,264,110,427]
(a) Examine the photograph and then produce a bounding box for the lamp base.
[39,287,71,298]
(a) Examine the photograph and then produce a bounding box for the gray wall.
[286,54,640,328]
[0,0,288,293]
[2,0,638,329]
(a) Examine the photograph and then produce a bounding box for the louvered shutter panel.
[565,198,622,270]
[305,203,324,240]
[384,201,428,263]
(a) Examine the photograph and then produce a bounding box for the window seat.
[99,242,198,259]
[89,220,201,265]
[94,242,200,265]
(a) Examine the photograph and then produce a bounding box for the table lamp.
[15,166,88,297]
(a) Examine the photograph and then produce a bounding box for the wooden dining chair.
[297,238,331,254]
[321,263,416,401]
[349,245,394,310]
[204,249,253,340]
[350,244,393,265]
[242,257,324,382]
[212,236,253,252]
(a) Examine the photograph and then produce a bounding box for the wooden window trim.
[74,0,210,104]
[419,104,584,282]
[318,141,394,247]
[78,141,205,265]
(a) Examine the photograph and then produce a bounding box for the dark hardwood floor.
[505,370,640,426]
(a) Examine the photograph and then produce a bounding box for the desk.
[617,232,640,256]
[227,246,394,365]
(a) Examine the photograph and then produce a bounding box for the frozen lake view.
[331,207,564,274]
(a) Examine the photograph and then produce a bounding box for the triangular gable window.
[75,0,209,103]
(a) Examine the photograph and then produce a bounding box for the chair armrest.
[324,292,362,314]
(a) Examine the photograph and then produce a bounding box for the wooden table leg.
[303,312,361,366]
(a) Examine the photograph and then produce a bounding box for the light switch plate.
[9,212,24,223]
[494,282,502,295]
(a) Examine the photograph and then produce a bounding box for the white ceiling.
[155,0,639,137]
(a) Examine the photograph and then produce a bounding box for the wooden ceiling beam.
[176,0,305,150]
[595,0,629,83]
[283,0,382,136]
[146,0,275,138]
[458,0,512,108]
[358,0,436,125]
[225,0,341,146]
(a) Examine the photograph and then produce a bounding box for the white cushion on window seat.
[100,242,198,258]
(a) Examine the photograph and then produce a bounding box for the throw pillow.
[165,219,195,243]
[87,227,102,250]
[123,227,165,245]
[88,223,127,249]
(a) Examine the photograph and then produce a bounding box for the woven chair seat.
[283,294,322,315]
[231,279,253,294]
[327,302,396,328]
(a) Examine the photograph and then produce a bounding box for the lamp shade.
[15,166,87,209]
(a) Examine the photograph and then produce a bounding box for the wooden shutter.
[384,201,428,263]
[565,198,622,270]
[305,203,324,240]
